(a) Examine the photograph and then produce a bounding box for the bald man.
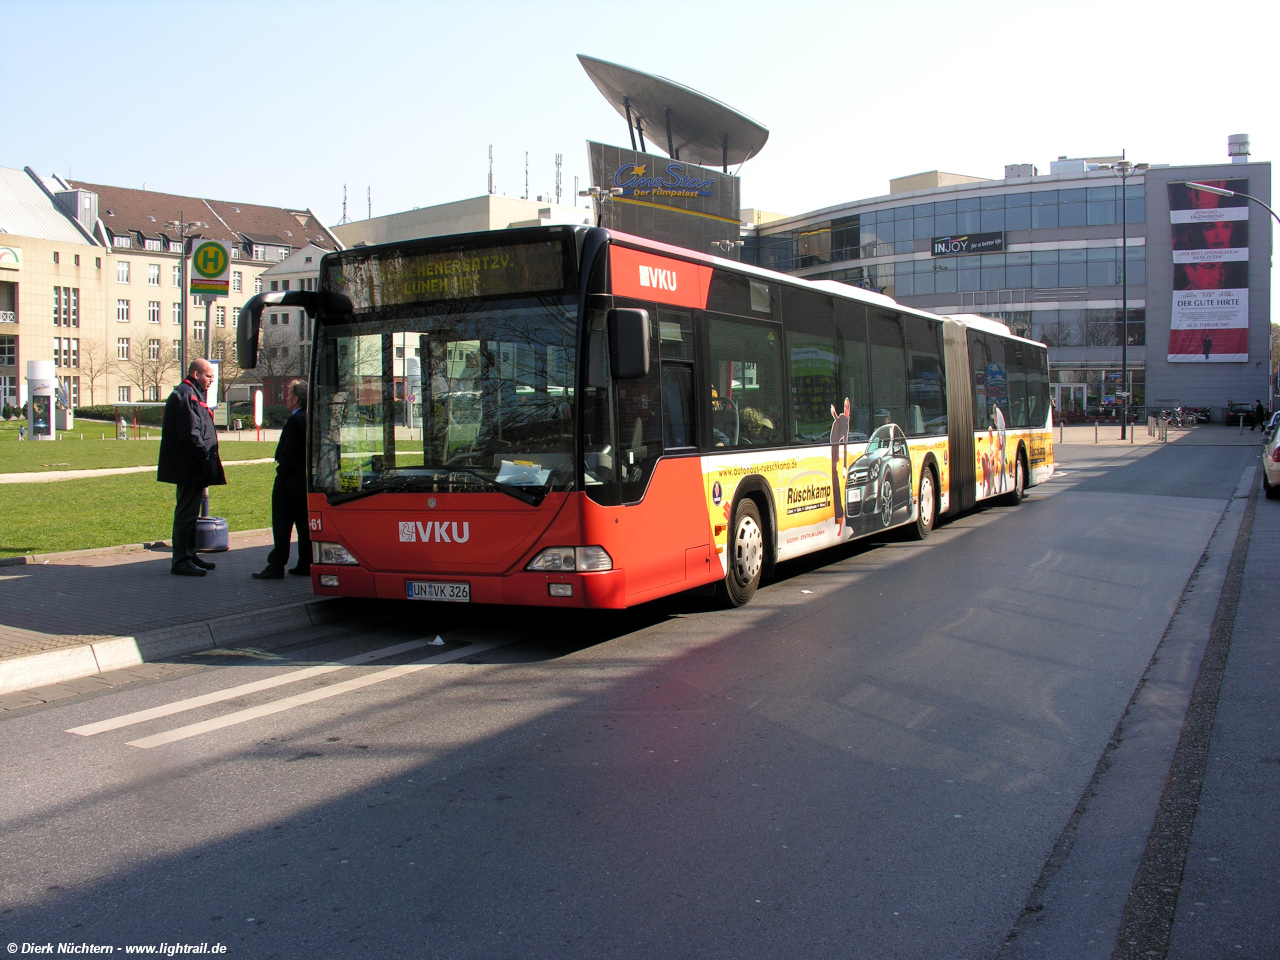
[158,359,226,576]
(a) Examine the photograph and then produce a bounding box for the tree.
[120,339,179,403]
[78,338,115,406]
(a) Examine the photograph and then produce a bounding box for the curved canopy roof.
[578,55,769,168]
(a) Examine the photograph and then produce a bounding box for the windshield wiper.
[446,468,541,506]
[326,475,420,506]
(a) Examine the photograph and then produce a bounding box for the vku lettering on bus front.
[398,520,471,544]
[638,265,678,291]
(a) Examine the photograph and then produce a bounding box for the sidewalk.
[0,530,356,701]
[1056,420,1268,448]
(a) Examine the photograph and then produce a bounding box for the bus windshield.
[312,296,578,504]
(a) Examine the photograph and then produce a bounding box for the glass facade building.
[745,156,1272,420]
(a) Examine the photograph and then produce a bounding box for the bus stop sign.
[190,240,230,298]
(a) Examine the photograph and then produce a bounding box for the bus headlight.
[314,542,359,565]
[525,546,613,572]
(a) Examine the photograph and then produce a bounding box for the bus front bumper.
[310,566,628,609]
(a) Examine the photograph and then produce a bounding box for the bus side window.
[905,315,946,437]
[705,314,784,450]
[834,300,872,440]
[781,287,836,445]
[659,310,696,451]
[984,334,1012,427]
[1006,340,1028,427]
[868,309,908,430]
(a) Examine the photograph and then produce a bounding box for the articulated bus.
[238,226,1053,609]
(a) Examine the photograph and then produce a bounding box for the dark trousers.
[266,485,310,571]
[172,484,204,568]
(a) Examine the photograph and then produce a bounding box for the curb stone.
[0,595,362,696]
[0,529,272,567]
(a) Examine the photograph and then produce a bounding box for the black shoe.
[191,556,216,570]
[288,566,311,576]
[252,567,285,580]
[171,562,207,577]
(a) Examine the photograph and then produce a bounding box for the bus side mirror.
[608,307,650,380]
[237,291,346,369]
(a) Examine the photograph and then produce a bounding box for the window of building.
[172,339,181,357]
[281,279,290,291]
[70,338,79,368]
[113,236,131,249]
[270,280,279,292]
[232,271,242,293]
[116,299,130,322]
[169,241,183,254]
[254,277,263,294]
[216,305,225,327]
[147,338,160,361]
[117,337,131,360]
[74,254,79,266]
[269,313,277,326]
[0,336,17,366]
[53,287,62,326]
[277,248,288,261]
[118,385,131,402]
[148,264,160,286]
[117,261,130,283]
[148,301,161,324]
[0,281,15,324]
[253,245,266,261]
[172,265,181,287]
[281,311,289,325]
[70,288,78,327]
[0,375,17,403]
[95,257,101,269]
[194,317,206,340]
[145,238,161,251]
[229,246,239,259]
[147,385,159,401]
[172,303,181,324]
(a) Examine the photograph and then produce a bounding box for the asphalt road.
[0,441,1259,960]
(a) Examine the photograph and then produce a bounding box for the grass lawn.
[0,419,277,473]
[0,463,275,558]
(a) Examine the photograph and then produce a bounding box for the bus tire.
[908,466,937,541]
[1002,452,1026,506]
[720,499,764,607]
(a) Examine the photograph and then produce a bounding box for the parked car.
[1226,401,1255,426]
[1263,419,1280,499]
[845,423,913,535]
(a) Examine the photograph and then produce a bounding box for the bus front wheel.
[720,499,764,607]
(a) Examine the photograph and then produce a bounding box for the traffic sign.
[190,240,230,298]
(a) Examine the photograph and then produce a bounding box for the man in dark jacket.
[158,359,226,576]
[253,380,311,579]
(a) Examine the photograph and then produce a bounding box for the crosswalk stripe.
[125,638,510,750]
[66,638,437,737]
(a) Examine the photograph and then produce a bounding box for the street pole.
[1113,159,1149,439]
[203,297,212,361]
[179,212,188,379]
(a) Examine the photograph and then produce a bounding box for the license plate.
[405,581,470,602]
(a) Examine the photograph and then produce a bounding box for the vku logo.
[398,520,471,544]
[638,264,678,291]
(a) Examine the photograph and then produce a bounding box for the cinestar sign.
[931,232,1005,257]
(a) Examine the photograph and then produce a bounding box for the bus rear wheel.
[719,499,764,607]
[1002,453,1026,506]
[908,466,936,540]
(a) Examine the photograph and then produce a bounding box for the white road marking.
[66,638,437,737]
[125,638,511,750]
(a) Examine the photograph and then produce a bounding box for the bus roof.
[603,229,1046,349]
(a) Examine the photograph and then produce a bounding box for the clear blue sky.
[1,0,1274,227]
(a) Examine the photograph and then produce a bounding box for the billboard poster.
[1167,180,1249,362]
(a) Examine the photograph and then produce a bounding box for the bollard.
[1095,421,1099,444]
[1239,417,1244,436]
[1060,421,1064,445]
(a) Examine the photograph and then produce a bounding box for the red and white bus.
[238,226,1053,608]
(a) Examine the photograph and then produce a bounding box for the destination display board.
[327,239,569,311]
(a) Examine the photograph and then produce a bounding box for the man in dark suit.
[253,380,311,579]
[158,359,226,576]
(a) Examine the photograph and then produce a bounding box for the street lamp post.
[1186,181,1280,410]
[1111,159,1148,439]
[578,186,625,227]
[164,215,208,381]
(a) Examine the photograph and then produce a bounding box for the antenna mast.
[523,152,530,200]
[555,153,563,205]
[488,145,495,195]
[367,187,371,220]
[341,184,348,224]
